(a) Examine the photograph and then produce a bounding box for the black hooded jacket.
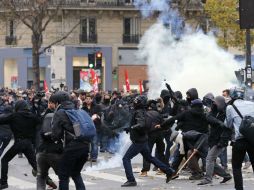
[186,88,198,104]
[160,89,172,118]
[206,97,231,148]
[161,105,208,134]
[52,101,89,151]
[37,109,63,154]
[0,105,13,137]
[129,108,148,143]
[146,109,164,137]
[206,111,227,147]
[0,107,40,141]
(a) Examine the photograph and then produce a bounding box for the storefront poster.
[11,76,18,89]
[80,71,92,92]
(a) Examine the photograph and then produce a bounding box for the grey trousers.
[37,152,62,190]
[205,145,230,182]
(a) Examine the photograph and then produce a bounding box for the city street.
[0,1,253,190]
[2,142,254,190]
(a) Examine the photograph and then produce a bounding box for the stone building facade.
[0,0,156,91]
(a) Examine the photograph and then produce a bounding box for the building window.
[6,20,17,45]
[125,0,134,4]
[123,17,141,44]
[80,18,97,43]
[81,0,95,3]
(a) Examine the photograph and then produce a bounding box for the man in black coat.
[156,99,209,180]
[0,100,40,189]
[36,95,63,190]
[140,100,168,176]
[122,95,174,187]
[82,93,102,162]
[51,91,90,190]
[198,96,232,185]
[160,99,209,134]
[0,105,13,157]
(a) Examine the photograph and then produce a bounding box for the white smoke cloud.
[138,23,239,98]
[85,133,132,171]
[134,0,170,18]
[133,0,240,99]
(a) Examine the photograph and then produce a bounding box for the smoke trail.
[134,0,184,38]
[85,133,132,171]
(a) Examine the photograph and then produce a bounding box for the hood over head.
[15,100,29,112]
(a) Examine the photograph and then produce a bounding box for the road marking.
[8,176,36,189]
[82,171,145,183]
[49,173,96,186]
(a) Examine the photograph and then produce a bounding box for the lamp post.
[245,29,253,88]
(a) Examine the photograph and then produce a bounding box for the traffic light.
[96,51,102,69]
[88,53,95,68]
[239,0,254,29]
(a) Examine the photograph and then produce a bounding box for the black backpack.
[232,104,254,146]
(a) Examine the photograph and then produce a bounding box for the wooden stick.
[176,150,198,175]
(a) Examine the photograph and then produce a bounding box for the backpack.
[145,110,162,132]
[232,104,254,146]
[63,109,96,142]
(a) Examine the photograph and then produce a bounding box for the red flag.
[90,69,99,93]
[43,80,49,93]
[139,80,143,95]
[125,70,130,92]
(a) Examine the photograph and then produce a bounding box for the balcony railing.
[9,0,135,8]
[80,34,97,43]
[123,34,141,44]
[5,36,17,45]
[67,0,134,6]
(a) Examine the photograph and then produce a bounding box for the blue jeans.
[122,142,174,182]
[219,147,228,168]
[90,134,98,159]
[164,132,173,162]
[58,145,89,190]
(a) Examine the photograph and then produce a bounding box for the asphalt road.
[2,150,254,190]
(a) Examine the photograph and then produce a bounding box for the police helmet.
[229,87,245,100]
[133,95,147,109]
[202,93,214,107]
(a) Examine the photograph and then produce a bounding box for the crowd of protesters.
[0,85,253,190]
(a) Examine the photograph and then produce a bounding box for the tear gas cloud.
[135,0,240,98]
[85,133,132,171]
[138,24,239,98]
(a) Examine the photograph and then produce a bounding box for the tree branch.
[42,0,62,31]
[39,21,80,55]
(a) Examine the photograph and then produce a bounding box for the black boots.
[121,181,137,187]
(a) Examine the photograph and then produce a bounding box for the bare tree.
[1,0,80,90]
